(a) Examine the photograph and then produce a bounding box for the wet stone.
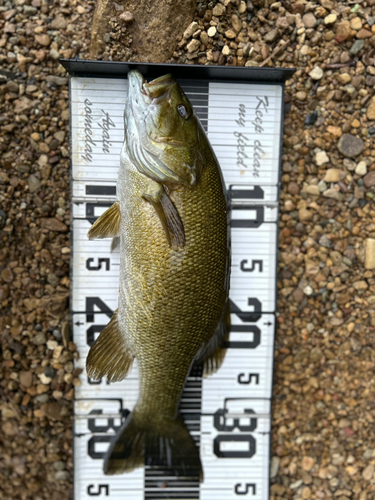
[303,13,317,28]
[2,421,17,436]
[362,465,374,481]
[61,321,70,347]
[40,402,64,420]
[0,210,7,228]
[19,371,33,388]
[366,96,375,120]
[355,161,367,176]
[50,14,68,29]
[305,111,318,125]
[33,332,46,346]
[315,150,329,166]
[264,29,278,43]
[324,13,337,25]
[35,34,51,46]
[270,456,280,478]
[310,347,323,362]
[44,366,55,378]
[212,3,226,16]
[365,239,375,269]
[187,39,200,53]
[301,456,315,471]
[296,91,307,101]
[309,66,324,80]
[324,168,340,182]
[183,21,199,40]
[337,133,364,158]
[336,20,352,42]
[363,171,375,188]
[45,75,68,86]
[1,267,13,283]
[119,11,133,22]
[53,329,62,340]
[0,286,10,300]
[357,28,372,39]
[53,461,66,471]
[319,234,332,248]
[351,17,362,31]
[55,471,70,481]
[41,218,68,232]
[27,174,41,194]
[350,40,365,55]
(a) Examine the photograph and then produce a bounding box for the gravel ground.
[1,0,375,499]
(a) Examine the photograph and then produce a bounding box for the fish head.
[125,70,205,187]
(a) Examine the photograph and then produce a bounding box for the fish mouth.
[128,70,184,147]
[143,73,174,99]
[128,70,175,105]
[128,69,146,93]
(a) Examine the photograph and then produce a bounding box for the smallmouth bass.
[86,70,230,479]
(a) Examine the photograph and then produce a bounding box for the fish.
[86,70,230,480]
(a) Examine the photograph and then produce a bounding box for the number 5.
[87,484,109,496]
[235,482,256,495]
[240,259,263,272]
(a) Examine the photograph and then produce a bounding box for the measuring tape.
[63,60,294,500]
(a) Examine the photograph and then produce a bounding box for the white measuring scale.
[61,60,294,500]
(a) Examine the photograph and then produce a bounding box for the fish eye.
[177,104,189,119]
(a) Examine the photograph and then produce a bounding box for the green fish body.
[86,70,229,479]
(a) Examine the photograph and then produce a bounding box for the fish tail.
[104,413,145,475]
[104,413,203,481]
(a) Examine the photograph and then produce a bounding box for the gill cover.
[125,71,205,187]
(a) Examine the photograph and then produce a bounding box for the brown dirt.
[2,0,375,499]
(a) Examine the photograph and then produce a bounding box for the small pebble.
[315,150,329,166]
[309,66,324,80]
[355,161,367,176]
[350,40,365,55]
[337,133,364,158]
[304,111,318,125]
[324,13,337,25]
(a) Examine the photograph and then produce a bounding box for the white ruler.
[70,72,284,500]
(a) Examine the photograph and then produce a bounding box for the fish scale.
[118,142,228,421]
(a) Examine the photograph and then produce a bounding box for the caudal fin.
[104,413,203,481]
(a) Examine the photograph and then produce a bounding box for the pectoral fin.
[143,186,185,251]
[87,201,121,240]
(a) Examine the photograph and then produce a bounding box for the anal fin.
[87,201,121,240]
[196,300,230,376]
[143,186,185,251]
[86,309,134,383]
